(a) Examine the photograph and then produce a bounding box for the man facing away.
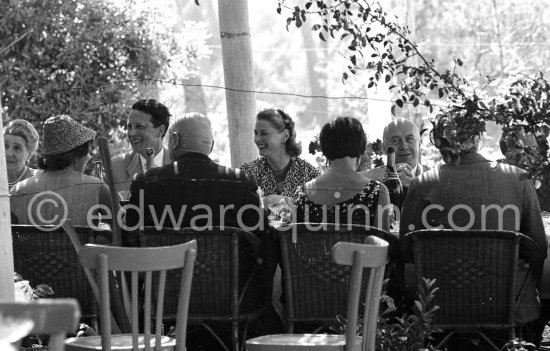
[360,118,429,188]
[125,112,281,342]
[111,99,173,193]
[400,112,547,348]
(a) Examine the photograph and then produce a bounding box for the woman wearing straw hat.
[10,115,111,228]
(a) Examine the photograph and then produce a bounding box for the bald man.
[126,112,263,230]
[360,118,429,188]
[124,113,281,338]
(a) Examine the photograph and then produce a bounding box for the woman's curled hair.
[256,108,301,157]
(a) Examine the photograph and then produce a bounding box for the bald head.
[168,112,214,158]
[383,118,421,168]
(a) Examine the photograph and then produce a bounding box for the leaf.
[194,0,200,5]
[342,72,348,81]
[478,100,488,109]
[296,18,302,28]
[438,88,444,98]
[350,55,356,65]
[391,105,396,116]
[413,98,419,107]
[277,6,281,14]
[385,74,391,83]
[348,45,356,51]
[319,32,325,41]
[368,81,375,88]
[396,99,403,108]
[305,1,312,9]
[312,24,321,31]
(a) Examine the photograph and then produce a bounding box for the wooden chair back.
[245,236,389,351]
[136,226,263,351]
[278,223,396,332]
[0,299,80,351]
[73,241,196,351]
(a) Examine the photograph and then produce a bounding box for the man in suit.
[125,112,281,343]
[111,99,172,193]
[360,118,429,188]
[400,113,548,348]
[125,112,263,231]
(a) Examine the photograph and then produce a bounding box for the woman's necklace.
[272,160,292,183]
[8,167,26,189]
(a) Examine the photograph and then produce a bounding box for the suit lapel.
[127,153,142,178]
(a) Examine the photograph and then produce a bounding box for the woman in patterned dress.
[241,108,320,198]
[294,117,391,231]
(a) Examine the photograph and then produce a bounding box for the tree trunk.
[0,96,15,300]
[218,0,257,167]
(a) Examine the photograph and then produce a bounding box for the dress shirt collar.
[139,147,165,172]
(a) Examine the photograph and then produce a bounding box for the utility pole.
[0,96,15,300]
[218,0,258,167]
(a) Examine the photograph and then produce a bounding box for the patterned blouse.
[294,180,382,226]
[240,157,320,197]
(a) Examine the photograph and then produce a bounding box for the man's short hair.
[170,112,214,155]
[132,99,171,138]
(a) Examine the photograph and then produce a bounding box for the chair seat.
[65,334,176,350]
[245,334,362,351]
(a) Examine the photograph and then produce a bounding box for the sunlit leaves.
[277,0,470,114]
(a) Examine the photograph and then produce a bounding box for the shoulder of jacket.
[112,151,134,163]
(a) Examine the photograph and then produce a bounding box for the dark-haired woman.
[241,108,319,198]
[294,117,390,231]
[10,115,111,227]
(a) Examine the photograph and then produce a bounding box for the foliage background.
[1,0,550,169]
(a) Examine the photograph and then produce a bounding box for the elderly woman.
[4,119,41,190]
[10,115,111,227]
[241,108,319,198]
[400,109,547,346]
[294,117,391,231]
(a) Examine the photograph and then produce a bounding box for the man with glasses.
[111,99,173,193]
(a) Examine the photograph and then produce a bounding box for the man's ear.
[209,140,214,154]
[474,135,482,149]
[169,132,180,150]
[158,125,166,138]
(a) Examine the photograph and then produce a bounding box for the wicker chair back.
[11,225,109,320]
[279,223,396,333]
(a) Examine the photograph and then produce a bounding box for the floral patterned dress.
[294,180,382,226]
[240,157,320,197]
